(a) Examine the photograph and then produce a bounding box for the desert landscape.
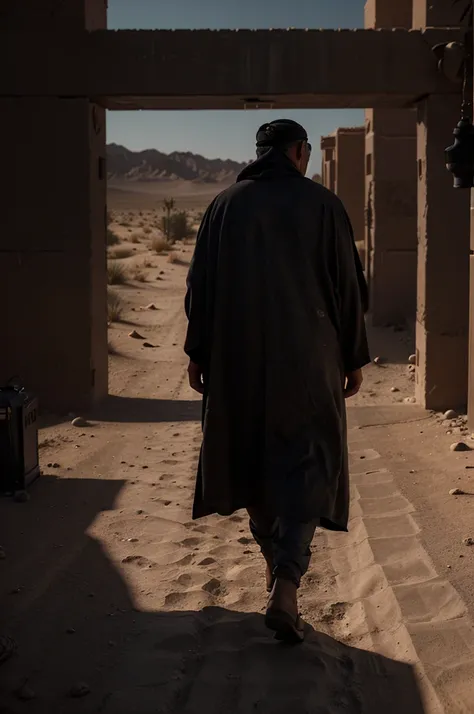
[2,166,474,713]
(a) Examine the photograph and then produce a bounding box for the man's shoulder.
[301,177,344,208]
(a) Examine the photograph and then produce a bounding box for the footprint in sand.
[121,555,154,568]
[161,459,180,466]
[237,537,253,545]
[202,578,222,595]
[198,557,216,566]
[181,537,202,548]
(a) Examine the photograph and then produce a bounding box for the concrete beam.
[3,29,462,110]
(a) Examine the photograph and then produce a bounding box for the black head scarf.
[256,119,308,150]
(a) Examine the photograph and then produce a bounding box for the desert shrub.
[130,233,142,244]
[151,236,171,254]
[106,228,120,246]
[109,247,133,259]
[143,226,152,235]
[131,264,147,282]
[161,211,194,242]
[107,260,128,285]
[107,289,124,321]
[119,221,130,228]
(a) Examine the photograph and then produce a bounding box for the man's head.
[256,119,312,175]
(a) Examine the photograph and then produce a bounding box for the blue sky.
[107,0,365,172]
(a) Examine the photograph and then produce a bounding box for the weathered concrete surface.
[415,94,470,411]
[412,0,472,29]
[365,0,418,328]
[3,0,107,30]
[365,108,417,326]
[2,29,462,109]
[0,98,108,411]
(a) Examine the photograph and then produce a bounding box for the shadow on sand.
[93,395,201,423]
[0,474,426,714]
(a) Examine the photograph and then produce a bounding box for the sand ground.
[2,208,474,712]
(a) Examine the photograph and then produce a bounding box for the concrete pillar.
[365,108,418,325]
[321,129,365,248]
[321,136,336,193]
[364,0,418,327]
[416,95,470,410]
[0,0,108,412]
[0,98,108,412]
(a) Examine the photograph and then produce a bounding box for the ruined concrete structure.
[2,0,472,414]
[321,127,365,261]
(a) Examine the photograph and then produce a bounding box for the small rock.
[373,356,384,365]
[463,537,474,546]
[447,565,452,569]
[142,342,155,348]
[404,397,416,404]
[408,354,416,365]
[145,303,158,310]
[16,685,36,701]
[129,330,145,340]
[13,490,30,503]
[450,442,471,452]
[70,682,90,698]
[408,365,416,373]
[72,416,89,427]
[52,463,60,469]
[449,488,466,495]
[127,538,139,543]
[390,387,399,393]
[137,509,144,515]
[444,409,458,419]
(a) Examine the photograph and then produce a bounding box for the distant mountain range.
[107,144,249,183]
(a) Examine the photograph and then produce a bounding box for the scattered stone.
[447,565,452,569]
[143,342,155,348]
[72,416,89,428]
[52,463,60,469]
[70,682,91,699]
[145,303,158,310]
[404,397,416,404]
[142,465,148,469]
[408,354,416,365]
[137,509,144,515]
[444,409,458,419]
[16,684,36,701]
[13,490,30,503]
[127,538,139,543]
[128,330,145,340]
[408,365,416,373]
[463,537,474,546]
[450,442,471,452]
[373,356,385,365]
[449,488,466,495]
[390,387,399,393]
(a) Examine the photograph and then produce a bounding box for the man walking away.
[184,119,370,643]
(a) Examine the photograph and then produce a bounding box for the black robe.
[184,149,370,531]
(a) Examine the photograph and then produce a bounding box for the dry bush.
[151,236,171,254]
[107,228,120,246]
[107,260,128,285]
[143,226,152,235]
[131,264,147,282]
[139,221,145,228]
[109,247,133,259]
[168,252,180,264]
[107,289,124,321]
[119,220,130,228]
[130,233,142,244]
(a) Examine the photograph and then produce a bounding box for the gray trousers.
[248,506,317,587]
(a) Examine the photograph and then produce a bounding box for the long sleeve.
[330,204,371,373]
[184,201,216,366]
